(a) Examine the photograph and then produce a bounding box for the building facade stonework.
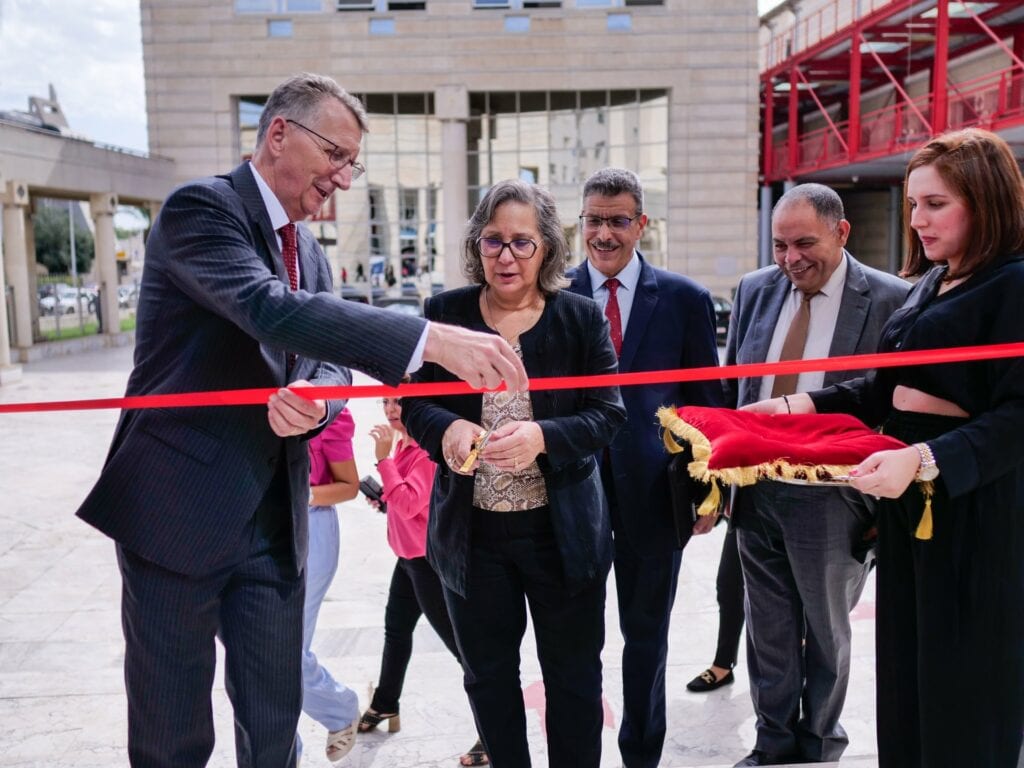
[141,0,760,295]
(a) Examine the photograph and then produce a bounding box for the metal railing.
[766,64,1024,179]
[761,0,900,72]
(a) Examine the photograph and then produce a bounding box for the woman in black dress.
[751,127,1024,767]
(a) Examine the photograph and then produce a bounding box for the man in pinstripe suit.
[76,74,526,768]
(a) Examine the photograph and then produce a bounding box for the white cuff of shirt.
[405,321,430,374]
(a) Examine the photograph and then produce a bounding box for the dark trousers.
[877,411,1024,768]
[370,555,461,714]
[443,507,606,768]
[713,526,745,670]
[601,461,682,768]
[117,475,304,768]
[612,538,681,768]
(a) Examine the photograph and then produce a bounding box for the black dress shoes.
[732,750,802,766]
[685,667,734,692]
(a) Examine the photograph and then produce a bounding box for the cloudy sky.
[0,0,781,154]
[0,0,147,151]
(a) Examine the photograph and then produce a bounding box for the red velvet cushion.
[659,405,907,483]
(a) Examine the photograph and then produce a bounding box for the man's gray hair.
[255,73,368,147]
[462,179,570,296]
[581,168,645,213]
[773,183,845,228]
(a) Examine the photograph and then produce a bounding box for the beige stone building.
[141,0,761,296]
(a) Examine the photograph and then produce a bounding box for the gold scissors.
[459,426,495,473]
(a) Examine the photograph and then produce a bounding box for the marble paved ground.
[0,345,882,768]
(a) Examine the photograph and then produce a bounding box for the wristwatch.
[913,442,939,481]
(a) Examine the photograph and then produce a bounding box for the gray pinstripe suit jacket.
[77,162,426,577]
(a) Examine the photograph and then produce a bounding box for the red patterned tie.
[604,278,623,357]
[279,223,299,370]
[279,223,299,291]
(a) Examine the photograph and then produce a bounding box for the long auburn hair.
[901,128,1024,278]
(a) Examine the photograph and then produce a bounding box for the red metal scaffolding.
[760,0,1024,183]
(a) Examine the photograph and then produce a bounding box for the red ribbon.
[1,342,1022,415]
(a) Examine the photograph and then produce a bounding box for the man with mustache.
[568,167,723,768]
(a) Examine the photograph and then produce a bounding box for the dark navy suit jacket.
[76,163,426,577]
[402,286,626,597]
[568,254,724,557]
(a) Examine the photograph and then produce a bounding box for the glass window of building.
[606,12,631,31]
[236,0,323,10]
[267,19,294,36]
[468,89,668,267]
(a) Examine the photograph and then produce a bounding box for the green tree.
[33,205,94,274]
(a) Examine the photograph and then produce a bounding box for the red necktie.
[279,223,299,370]
[279,223,299,291]
[604,278,623,357]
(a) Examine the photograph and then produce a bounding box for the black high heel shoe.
[358,707,401,733]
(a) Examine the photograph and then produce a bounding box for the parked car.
[38,284,80,316]
[339,284,385,304]
[712,295,732,345]
[375,295,424,317]
[117,285,138,309]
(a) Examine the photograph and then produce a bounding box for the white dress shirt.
[585,251,642,336]
[758,253,849,400]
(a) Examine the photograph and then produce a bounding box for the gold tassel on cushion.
[914,480,934,540]
[697,477,721,517]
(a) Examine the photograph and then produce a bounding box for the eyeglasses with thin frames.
[476,237,539,260]
[286,118,366,179]
[579,213,642,232]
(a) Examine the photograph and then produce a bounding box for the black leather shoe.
[732,750,800,766]
[686,667,734,692]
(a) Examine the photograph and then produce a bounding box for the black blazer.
[402,286,627,597]
[567,255,724,555]
[76,163,427,577]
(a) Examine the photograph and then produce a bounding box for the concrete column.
[436,85,469,290]
[888,185,902,275]
[0,183,24,383]
[758,184,774,269]
[417,187,429,268]
[90,192,120,336]
[2,181,33,353]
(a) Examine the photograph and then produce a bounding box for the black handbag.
[667,443,720,549]
[359,475,387,514]
[667,453,697,549]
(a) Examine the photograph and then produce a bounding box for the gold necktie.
[771,292,814,397]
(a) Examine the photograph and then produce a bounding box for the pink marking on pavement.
[522,681,617,739]
[851,601,876,621]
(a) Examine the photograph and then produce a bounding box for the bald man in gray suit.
[726,184,909,767]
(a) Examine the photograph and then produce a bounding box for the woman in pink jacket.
[360,396,488,767]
